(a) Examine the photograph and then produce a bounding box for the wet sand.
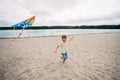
[0,34,120,80]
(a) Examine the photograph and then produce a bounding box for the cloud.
[0,0,120,26]
[0,20,13,27]
[65,10,120,25]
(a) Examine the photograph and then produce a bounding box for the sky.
[0,0,120,26]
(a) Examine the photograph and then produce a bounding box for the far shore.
[0,24,120,30]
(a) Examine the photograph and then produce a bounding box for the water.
[0,29,120,38]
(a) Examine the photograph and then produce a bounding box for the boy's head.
[61,35,67,42]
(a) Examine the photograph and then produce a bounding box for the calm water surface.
[0,29,120,38]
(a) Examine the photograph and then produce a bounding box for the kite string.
[9,28,24,46]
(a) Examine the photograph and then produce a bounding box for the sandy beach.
[0,33,120,80]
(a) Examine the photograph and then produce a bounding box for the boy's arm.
[54,45,59,53]
[69,35,74,41]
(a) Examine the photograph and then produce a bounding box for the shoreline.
[0,32,120,39]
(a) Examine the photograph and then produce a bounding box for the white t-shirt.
[58,41,69,53]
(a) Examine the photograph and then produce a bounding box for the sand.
[0,33,120,80]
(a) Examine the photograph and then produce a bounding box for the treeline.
[0,25,120,30]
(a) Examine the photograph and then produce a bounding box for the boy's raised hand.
[69,35,74,41]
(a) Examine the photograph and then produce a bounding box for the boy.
[54,35,74,64]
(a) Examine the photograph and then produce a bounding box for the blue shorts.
[61,52,68,59]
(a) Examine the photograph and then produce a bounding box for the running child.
[54,35,74,63]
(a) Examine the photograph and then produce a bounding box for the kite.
[12,16,35,29]
[9,16,35,46]
[12,16,35,38]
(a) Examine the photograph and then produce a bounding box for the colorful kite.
[9,16,35,46]
[12,16,35,39]
[12,16,35,29]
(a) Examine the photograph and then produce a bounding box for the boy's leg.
[63,59,66,63]
[63,53,68,63]
[61,53,64,59]
[65,53,68,59]
[61,53,66,63]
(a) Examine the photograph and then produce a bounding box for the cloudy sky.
[0,0,120,26]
